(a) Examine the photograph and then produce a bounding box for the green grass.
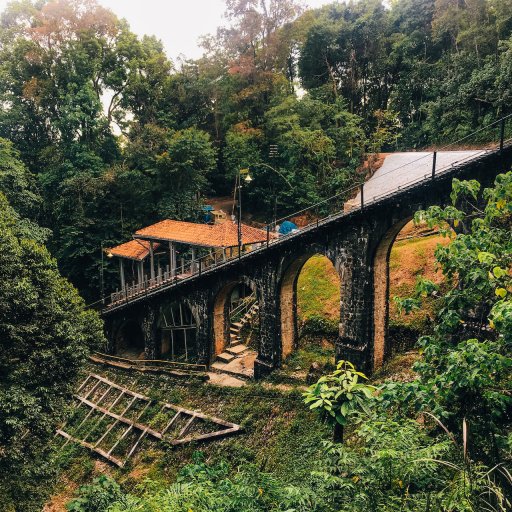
[52,364,331,504]
[297,255,340,322]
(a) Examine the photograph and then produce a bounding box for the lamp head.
[244,173,253,183]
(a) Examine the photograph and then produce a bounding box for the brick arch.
[279,251,340,362]
[372,217,411,370]
[213,278,256,359]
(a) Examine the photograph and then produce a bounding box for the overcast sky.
[0,0,334,61]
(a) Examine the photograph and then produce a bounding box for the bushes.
[67,476,125,512]
[69,453,317,512]
[300,314,338,338]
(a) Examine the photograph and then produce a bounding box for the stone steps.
[226,344,248,356]
[216,352,235,363]
[212,302,259,371]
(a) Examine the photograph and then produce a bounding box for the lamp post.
[249,162,292,225]
[100,242,113,305]
[237,168,253,256]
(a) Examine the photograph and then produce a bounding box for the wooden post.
[223,248,226,262]
[138,261,144,285]
[149,241,155,280]
[169,242,176,277]
[432,151,437,179]
[191,247,196,274]
[119,259,126,291]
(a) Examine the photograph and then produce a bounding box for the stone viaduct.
[102,143,512,378]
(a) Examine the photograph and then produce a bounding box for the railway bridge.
[102,121,512,378]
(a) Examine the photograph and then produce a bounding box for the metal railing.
[229,292,257,324]
[104,114,512,311]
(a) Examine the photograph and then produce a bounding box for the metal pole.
[238,172,242,259]
[360,184,364,210]
[100,242,105,305]
[500,117,505,152]
[432,151,437,179]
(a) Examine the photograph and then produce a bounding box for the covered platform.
[107,219,272,302]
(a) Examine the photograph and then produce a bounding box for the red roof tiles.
[108,240,160,261]
[133,219,271,248]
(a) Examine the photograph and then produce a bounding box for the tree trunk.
[333,422,343,443]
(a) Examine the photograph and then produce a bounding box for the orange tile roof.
[108,240,160,261]
[133,219,271,248]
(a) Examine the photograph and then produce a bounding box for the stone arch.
[156,300,198,361]
[279,251,340,362]
[114,319,145,359]
[372,217,411,370]
[213,278,256,358]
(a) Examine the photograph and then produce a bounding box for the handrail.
[229,292,257,323]
[102,114,512,311]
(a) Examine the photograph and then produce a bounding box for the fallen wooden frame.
[89,352,208,380]
[57,373,241,467]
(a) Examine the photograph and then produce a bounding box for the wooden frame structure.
[161,301,197,361]
[57,373,241,467]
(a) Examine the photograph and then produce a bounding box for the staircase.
[212,300,259,377]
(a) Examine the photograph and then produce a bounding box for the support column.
[142,307,157,360]
[191,247,196,274]
[149,241,155,280]
[119,259,126,290]
[138,261,144,285]
[253,264,280,379]
[337,230,373,374]
[169,242,176,277]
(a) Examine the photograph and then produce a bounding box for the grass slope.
[297,254,340,324]
[47,366,330,510]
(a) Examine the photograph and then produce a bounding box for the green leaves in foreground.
[303,360,376,429]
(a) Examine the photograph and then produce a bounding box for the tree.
[392,172,512,464]
[303,360,375,442]
[0,193,104,511]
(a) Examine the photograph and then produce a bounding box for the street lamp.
[100,242,113,305]
[237,168,253,257]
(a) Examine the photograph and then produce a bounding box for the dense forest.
[1,0,512,300]
[0,1,511,511]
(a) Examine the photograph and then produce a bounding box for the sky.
[0,0,334,61]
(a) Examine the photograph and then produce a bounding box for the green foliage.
[303,360,376,441]
[390,172,512,472]
[71,453,316,512]
[300,314,338,338]
[67,475,125,512]
[0,193,104,511]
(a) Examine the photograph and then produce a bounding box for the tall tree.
[0,192,104,511]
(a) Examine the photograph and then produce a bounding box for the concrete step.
[227,344,248,356]
[230,339,241,347]
[216,352,235,363]
[211,361,227,372]
[232,322,243,329]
